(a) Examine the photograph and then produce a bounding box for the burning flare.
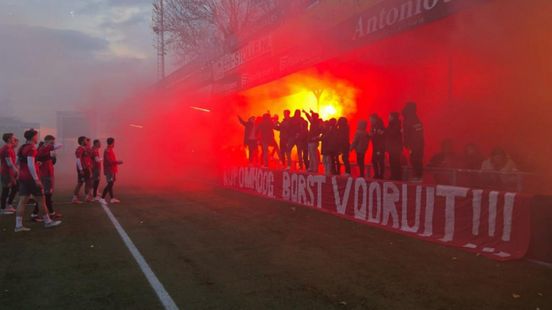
[242,70,358,120]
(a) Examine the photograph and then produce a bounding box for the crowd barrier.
[222,166,552,263]
[274,159,539,193]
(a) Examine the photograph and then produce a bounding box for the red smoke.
[105,0,552,194]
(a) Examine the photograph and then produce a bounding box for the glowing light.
[242,71,357,120]
[190,106,211,113]
[280,89,343,120]
[129,124,144,129]
[320,104,338,119]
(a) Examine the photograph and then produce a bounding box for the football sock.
[45,194,54,213]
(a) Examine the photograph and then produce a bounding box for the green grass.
[0,183,551,309]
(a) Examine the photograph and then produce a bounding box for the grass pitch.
[0,182,550,309]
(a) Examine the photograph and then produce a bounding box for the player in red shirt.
[91,139,102,200]
[7,137,20,206]
[99,137,123,204]
[14,129,62,232]
[72,136,93,204]
[31,135,63,221]
[1,133,18,215]
[84,142,95,202]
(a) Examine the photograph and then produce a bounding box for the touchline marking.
[100,202,179,310]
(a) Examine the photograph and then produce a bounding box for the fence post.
[451,169,457,186]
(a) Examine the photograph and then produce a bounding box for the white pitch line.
[100,202,179,310]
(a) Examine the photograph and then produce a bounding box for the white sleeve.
[76,158,83,171]
[27,157,39,181]
[6,157,18,174]
[5,157,15,168]
[53,143,63,150]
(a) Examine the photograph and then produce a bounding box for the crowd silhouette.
[238,102,519,186]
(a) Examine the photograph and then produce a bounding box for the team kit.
[0,129,123,232]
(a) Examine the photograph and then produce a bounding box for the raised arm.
[302,110,314,123]
[237,115,247,126]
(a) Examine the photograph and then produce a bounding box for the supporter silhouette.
[351,120,370,178]
[336,117,351,175]
[238,115,257,164]
[463,143,484,170]
[257,113,276,167]
[303,110,322,173]
[269,114,280,160]
[275,110,292,168]
[386,112,403,181]
[428,139,457,184]
[321,119,338,176]
[402,102,425,181]
[369,113,386,179]
[428,139,457,168]
[289,110,309,170]
[480,147,518,188]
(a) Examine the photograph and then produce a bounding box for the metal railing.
[279,159,536,193]
[403,166,533,193]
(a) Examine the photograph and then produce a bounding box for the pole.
[313,89,324,113]
[448,55,453,104]
[160,0,165,80]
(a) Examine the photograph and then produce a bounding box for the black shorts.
[92,169,101,182]
[105,173,117,183]
[77,169,91,183]
[1,175,15,188]
[19,179,43,197]
[40,176,54,194]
